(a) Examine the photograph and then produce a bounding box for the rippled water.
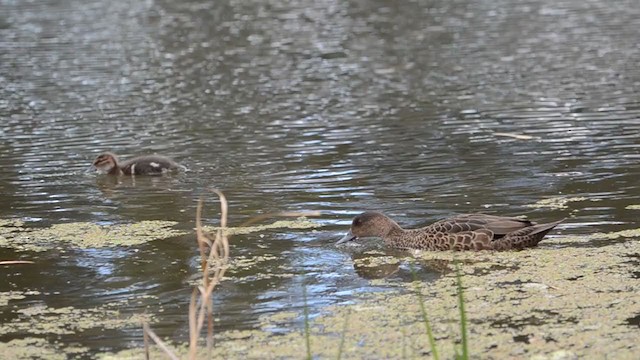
[1,0,639,355]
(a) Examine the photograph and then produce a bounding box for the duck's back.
[120,155,180,175]
[431,214,535,238]
[399,214,560,251]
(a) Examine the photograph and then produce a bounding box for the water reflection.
[1,0,640,355]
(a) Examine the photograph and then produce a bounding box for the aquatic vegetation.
[202,217,320,235]
[0,299,152,337]
[5,218,639,358]
[0,290,36,307]
[0,337,87,360]
[554,227,640,244]
[0,220,188,252]
[101,230,639,359]
[525,196,588,209]
[353,255,401,268]
[0,217,320,252]
[0,291,150,360]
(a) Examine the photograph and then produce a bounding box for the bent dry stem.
[189,190,229,360]
[140,189,230,360]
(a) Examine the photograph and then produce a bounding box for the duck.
[337,211,564,251]
[90,152,182,176]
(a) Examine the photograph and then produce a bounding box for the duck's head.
[90,152,119,174]
[336,211,400,245]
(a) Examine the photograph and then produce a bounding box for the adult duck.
[90,152,182,176]
[337,211,563,251]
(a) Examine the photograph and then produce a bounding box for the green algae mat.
[0,218,319,252]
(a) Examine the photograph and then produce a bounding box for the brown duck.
[90,152,182,176]
[337,211,564,251]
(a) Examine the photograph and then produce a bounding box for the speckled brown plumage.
[337,211,564,251]
[91,152,182,176]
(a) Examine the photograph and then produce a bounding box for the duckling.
[90,152,181,176]
[337,211,564,251]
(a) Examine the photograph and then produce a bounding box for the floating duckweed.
[525,196,588,209]
[202,217,320,236]
[353,255,401,268]
[554,227,640,244]
[0,220,188,251]
[232,254,279,269]
[0,218,321,252]
[0,303,152,336]
[234,273,295,284]
[0,219,26,230]
[0,219,30,250]
[0,337,82,360]
[260,311,299,328]
[188,252,292,286]
[0,291,28,307]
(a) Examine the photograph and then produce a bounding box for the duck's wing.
[120,155,179,175]
[429,213,535,238]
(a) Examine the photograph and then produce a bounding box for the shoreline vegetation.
[117,205,640,359]
[1,199,639,358]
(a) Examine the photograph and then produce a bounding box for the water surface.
[1,0,639,355]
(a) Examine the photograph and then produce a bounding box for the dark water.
[1,0,639,354]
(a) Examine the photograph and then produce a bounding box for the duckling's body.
[91,152,181,176]
[337,211,563,251]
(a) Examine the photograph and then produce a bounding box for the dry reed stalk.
[0,260,35,265]
[142,321,179,360]
[141,189,230,360]
[188,189,230,360]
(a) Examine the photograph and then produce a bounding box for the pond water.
[1,0,639,356]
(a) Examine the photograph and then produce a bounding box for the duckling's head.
[336,211,400,245]
[91,152,119,174]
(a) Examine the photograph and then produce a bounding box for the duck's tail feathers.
[491,218,565,251]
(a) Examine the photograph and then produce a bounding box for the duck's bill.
[336,231,357,245]
[86,164,98,173]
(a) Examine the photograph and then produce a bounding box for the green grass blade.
[409,263,439,360]
[455,262,469,360]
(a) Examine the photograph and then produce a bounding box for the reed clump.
[142,189,230,360]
